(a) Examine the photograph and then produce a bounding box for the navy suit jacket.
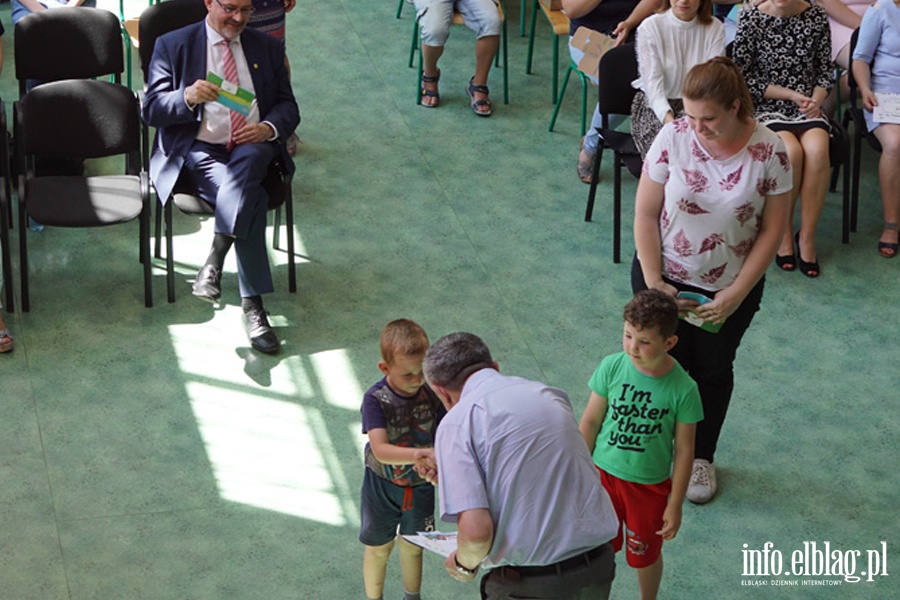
[142,20,300,203]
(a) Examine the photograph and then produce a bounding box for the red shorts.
[598,467,671,568]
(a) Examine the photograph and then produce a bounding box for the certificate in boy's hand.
[401,531,458,558]
[206,71,254,116]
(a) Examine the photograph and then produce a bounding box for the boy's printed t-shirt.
[589,352,703,484]
[361,377,446,487]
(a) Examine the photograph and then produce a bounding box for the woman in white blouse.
[631,0,725,157]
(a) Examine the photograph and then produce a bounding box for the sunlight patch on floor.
[309,349,364,411]
[188,383,355,525]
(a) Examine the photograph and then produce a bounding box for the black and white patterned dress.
[732,4,833,129]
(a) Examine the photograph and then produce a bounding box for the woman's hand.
[611,20,634,47]
[861,88,878,112]
[697,287,743,324]
[794,94,822,119]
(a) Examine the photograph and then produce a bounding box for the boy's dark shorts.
[359,467,436,546]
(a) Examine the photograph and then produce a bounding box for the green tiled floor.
[0,1,897,598]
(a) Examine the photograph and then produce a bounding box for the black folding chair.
[138,0,297,303]
[844,27,877,239]
[14,80,152,311]
[584,43,641,264]
[0,99,13,312]
[14,7,124,97]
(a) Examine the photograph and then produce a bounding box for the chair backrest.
[597,43,638,124]
[138,0,209,86]
[16,80,141,170]
[14,8,124,97]
[847,28,861,108]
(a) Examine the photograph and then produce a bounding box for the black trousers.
[631,255,764,462]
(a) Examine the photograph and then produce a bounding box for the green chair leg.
[552,35,560,105]
[409,19,418,69]
[502,13,509,104]
[119,0,132,90]
[579,70,588,136]
[549,64,574,131]
[415,24,422,104]
[525,0,540,75]
[549,61,588,133]
[520,0,528,36]
[396,0,405,18]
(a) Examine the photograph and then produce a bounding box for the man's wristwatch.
[454,556,479,576]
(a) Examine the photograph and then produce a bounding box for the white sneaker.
[687,459,717,504]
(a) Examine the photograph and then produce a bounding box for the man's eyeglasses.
[214,0,255,16]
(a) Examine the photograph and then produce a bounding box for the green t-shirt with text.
[588,352,703,484]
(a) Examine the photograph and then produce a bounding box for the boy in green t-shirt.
[580,290,703,600]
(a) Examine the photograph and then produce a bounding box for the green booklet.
[207,71,254,116]
[677,291,725,334]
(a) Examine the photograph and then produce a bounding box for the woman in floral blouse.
[632,57,792,504]
[733,0,834,277]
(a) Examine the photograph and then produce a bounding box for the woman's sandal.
[420,70,441,108]
[775,239,797,271]
[775,251,796,271]
[795,231,820,278]
[466,77,492,117]
[577,136,595,184]
[0,328,12,354]
[878,222,898,258]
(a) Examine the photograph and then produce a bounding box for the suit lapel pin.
[253,63,259,69]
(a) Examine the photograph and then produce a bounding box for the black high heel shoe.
[775,252,796,271]
[795,232,820,278]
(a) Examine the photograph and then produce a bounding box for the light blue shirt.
[853,1,900,130]
[436,369,619,568]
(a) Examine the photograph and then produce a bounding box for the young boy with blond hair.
[360,319,445,600]
[580,290,703,599]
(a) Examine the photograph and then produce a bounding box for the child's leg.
[363,540,395,600]
[636,555,663,600]
[397,535,424,594]
[609,475,670,600]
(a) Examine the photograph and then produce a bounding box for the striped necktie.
[220,40,247,151]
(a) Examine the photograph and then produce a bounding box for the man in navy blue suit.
[143,0,300,355]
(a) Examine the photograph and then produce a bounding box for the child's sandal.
[466,77,492,117]
[420,70,440,108]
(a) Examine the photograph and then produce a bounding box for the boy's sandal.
[420,70,441,108]
[0,329,12,354]
[878,222,899,258]
[466,77,492,117]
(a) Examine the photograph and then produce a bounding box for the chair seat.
[172,192,215,215]
[540,1,570,35]
[25,175,143,226]
[599,129,642,178]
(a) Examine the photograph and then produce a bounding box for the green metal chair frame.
[525,0,571,105]
[548,58,589,135]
